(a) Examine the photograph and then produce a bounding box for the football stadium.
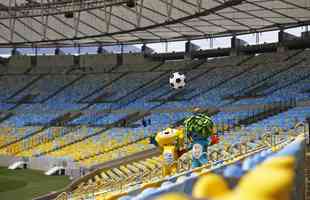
[0,0,309,200]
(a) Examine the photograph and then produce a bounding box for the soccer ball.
[169,72,186,89]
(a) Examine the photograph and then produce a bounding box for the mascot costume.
[150,127,186,176]
[150,113,219,175]
[184,113,219,168]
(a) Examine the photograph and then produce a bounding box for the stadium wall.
[0,154,82,179]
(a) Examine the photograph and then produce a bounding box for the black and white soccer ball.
[169,72,186,89]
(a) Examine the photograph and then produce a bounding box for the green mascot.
[184,113,219,168]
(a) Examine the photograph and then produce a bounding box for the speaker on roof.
[11,48,21,56]
[142,119,147,127]
[127,0,136,8]
[185,41,200,53]
[97,46,108,54]
[141,44,154,55]
[55,48,65,55]
[64,12,74,18]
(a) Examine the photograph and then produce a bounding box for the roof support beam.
[74,12,81,38]
[9,23,15,42]
[244,0,300,22]
[36,0,116,43]
[159,0,227,34]
[120,5,170,39]
[0,1,48,41]
[87,9,143,41]
[166,0,174,21]
[214,12,253,30]
[0,30,10,42]
[212,0,278,27]
[0,0,129,20]
[42,15,48,40]
[130,2,183,37]
[104,1,112,33]
[87,2,161,40]
[197,0,202,13]
[277,0,310,12]
[135,0,144,27]
[49,8,103,43]
[167,0,230,32]
[187,0,252,30]
[74,2,82,38]
[9,0,16,42]
[41,0,48,40]
[0,21,30,42]
[32,15,69,40]
[0,0,257,45]
[18,18,47,40]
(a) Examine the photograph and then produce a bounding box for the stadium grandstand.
[0,0,309,200]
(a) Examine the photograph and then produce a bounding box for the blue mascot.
[184,113,219,168]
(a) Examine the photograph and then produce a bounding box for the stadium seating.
[0,51,308,200]
[67,130,303,200]
[71,156,162,199]
[1,50,310,169]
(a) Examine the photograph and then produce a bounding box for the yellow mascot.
[151,127,186,177]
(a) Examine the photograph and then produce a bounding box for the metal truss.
[0,0,129,20]
[0,0,309,47]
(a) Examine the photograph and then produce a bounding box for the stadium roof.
[0,0,310,47]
